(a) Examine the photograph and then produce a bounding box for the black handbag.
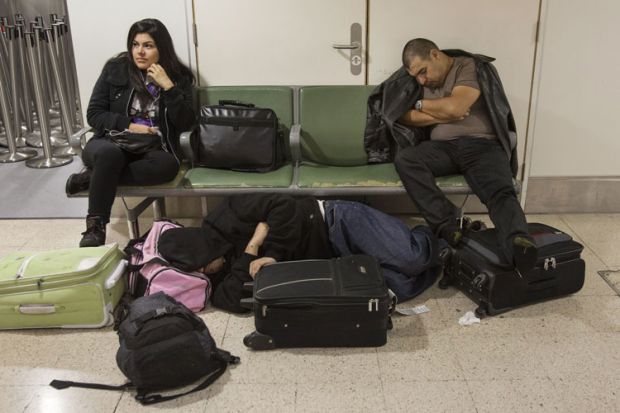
[194,100,285,172]
[108,132,163,154]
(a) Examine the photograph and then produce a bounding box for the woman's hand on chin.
[147,63,174,91]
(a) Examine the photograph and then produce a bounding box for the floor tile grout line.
[558,214,611,268]
[374,348,389,412]
[111,390,124,413]
[219,314,232,346]
[463,379,481,413]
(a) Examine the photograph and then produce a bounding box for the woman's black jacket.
[86,56,195,161]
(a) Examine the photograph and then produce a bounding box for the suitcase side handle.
[105,260,128,290]
[18,304,56,314]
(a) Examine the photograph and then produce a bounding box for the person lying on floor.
[157,194,442,313]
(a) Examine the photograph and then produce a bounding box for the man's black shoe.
[513,235,538,273]
[65,168,92,195]
[79,216,106,248]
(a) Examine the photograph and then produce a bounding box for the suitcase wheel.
[243,331,276,350]
[438,275,451,290]
[472,272,489,291]
[475,306,487,319]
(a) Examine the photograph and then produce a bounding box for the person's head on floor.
[402,38,452,88]
[158,225,232,272]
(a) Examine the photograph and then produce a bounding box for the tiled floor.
[0,214,619,413]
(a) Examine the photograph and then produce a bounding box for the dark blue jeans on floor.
[324,200,441,302]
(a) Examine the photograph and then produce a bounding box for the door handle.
[332,42,360,50]
[332,23,362,75]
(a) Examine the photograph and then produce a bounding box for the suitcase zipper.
[255,278,333,295]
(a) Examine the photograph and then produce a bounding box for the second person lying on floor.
[157,194,442,313]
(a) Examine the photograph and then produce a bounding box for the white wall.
[66,0,194,126]
[528,0,620,177]
[194,0,366,86]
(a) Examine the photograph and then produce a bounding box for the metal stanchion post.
[0,36,38,162]
[6,24,30,148]
[33,16,55,111]
[44,27,76,156]
[14,15,42,147]
[30,21,70,152]
[24,28,72,168]
[60,16,83,128]
[53,19,78,129]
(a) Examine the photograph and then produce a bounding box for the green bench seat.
[70,85,485,237]
[295,86,471,193]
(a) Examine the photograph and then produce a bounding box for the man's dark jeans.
[394,137,528,262]
[324,200,441,302]
[82,138,179,223]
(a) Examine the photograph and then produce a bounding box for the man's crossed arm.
[399,85,480,127]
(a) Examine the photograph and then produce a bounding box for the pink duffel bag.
[124,220,212,312]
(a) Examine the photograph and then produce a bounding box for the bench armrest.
[70,127,93,158]
[179,126,197,164]
[289,124,301,166]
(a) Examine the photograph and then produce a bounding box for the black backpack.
[50,293,239,405]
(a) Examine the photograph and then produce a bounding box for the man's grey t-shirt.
[424,56,496,141]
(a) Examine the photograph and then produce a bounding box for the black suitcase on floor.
[440,223,585,318]
[242,255,392,350]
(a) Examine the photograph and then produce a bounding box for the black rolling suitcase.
[440,223,585,318]
[242,255,392,350]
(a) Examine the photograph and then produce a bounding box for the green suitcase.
[0,244,126,329]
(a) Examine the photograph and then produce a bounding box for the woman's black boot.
[79,216,106,247]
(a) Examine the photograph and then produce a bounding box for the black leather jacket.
[364,49,519,177]
[86,57,195,161]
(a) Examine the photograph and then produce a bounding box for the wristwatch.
[414,100,423,111]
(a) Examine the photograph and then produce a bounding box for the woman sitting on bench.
[66,18,195,247]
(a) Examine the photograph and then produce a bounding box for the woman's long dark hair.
[119,18,195,100]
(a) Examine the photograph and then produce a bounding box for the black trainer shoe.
[65,168,92,196]
[79,216,106,247]
[512,235,538,273]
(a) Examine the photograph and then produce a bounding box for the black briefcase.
[440,223,585,317]
[194,100,285,172]
[242,255,392,350]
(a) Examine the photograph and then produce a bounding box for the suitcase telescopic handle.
[18,304,56,314]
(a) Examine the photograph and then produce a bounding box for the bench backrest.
[299,85,375,166]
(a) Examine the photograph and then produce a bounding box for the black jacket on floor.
[159,194,333,313]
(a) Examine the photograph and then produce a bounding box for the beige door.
[367,0,541,175]
[193,0,367,85]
